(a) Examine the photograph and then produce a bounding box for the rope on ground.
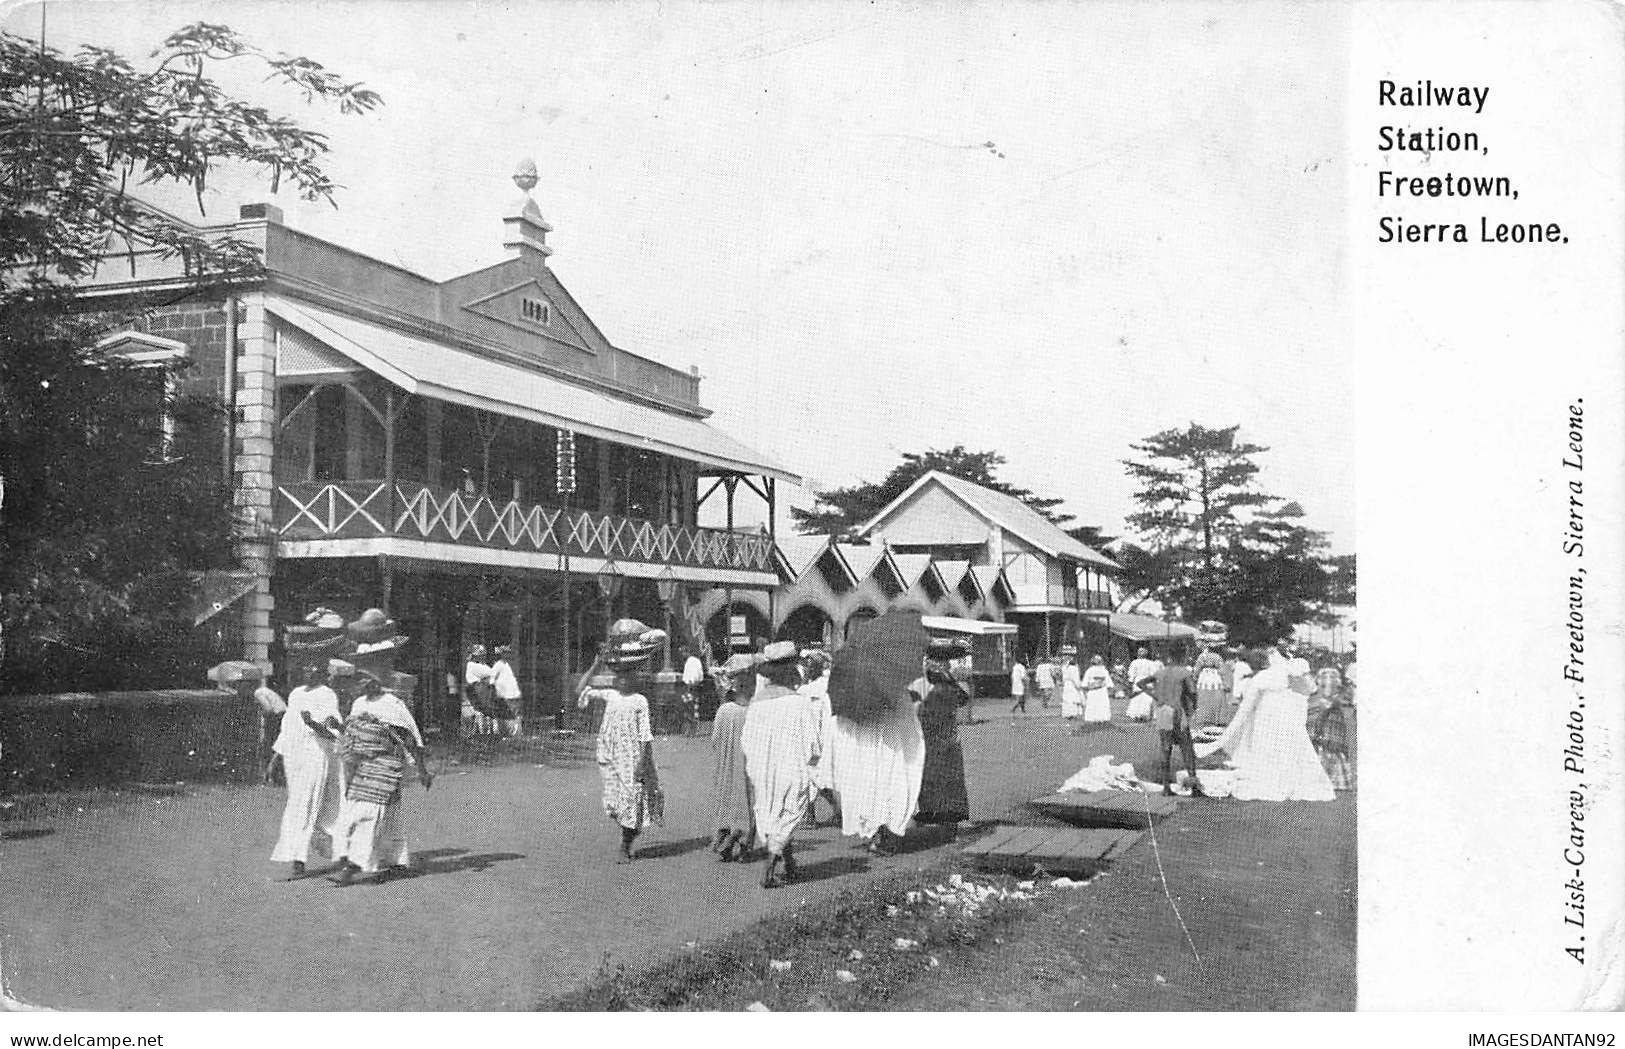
[1141,786,1202,967]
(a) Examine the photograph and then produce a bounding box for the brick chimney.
[503,157,553,262]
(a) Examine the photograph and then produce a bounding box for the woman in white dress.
[1058,649,1084,720]
[1196,639,1335,801]
[799,648,839,825]
[267,662,344,878]
[1080,655,1113,724]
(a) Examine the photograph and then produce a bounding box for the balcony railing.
[1006,583,1116,610]
[273,479,775,574]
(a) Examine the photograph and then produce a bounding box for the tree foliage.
[791,446,1073,536]
[0,293,237,691]
[2,22,381,300]
[1120,423,1345,644]
[0,23,378,692]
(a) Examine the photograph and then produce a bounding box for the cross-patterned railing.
[273,480,777,574]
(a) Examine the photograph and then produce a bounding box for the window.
[95,331,189,457]
[521,297,551,325]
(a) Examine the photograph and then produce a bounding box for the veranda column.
[233,294,277,669]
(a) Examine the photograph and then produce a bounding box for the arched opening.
[778,604,834,649]
[843,606,880,641]
[705,600,771,660]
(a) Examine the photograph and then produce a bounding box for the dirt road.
[0,707,1352,1010]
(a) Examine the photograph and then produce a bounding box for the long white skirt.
[334,792,411,872]
[1059,683,1084,719]
[829,709,924,839]
[1197,689,1335,801]
[809,700,835,792]
[270,748,343,863]
[1082,687,1112,723]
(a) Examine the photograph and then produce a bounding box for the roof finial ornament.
[513,157,539,194]
[504,157,552,260]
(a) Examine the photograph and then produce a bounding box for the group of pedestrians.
[574,614,977,888]
[253,609,435,886]
[461,643,523,737]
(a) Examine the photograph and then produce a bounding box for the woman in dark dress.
[912,638,971,829]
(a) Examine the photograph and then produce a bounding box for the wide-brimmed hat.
[602,618,666,668]
[719,652,759,678]
[350,640,404,683]
[346,608,398,644]
[327,659,356,678]
[759,640,799,666]
[1058,644,1078,657]
[926,637,971,661]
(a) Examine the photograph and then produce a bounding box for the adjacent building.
[851,471,1120,660]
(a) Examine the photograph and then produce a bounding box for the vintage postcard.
[0,0,1617,1037]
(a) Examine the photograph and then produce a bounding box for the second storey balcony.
[273,479,778,586]
[1004,582,1115,612]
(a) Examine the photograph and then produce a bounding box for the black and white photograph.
[0,0,1618,1030]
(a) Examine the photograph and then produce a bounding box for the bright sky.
[11,0,1354,552]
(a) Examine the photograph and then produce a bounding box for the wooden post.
[723,474,737,651]
[383,390,397,535]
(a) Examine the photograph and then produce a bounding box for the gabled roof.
[775,534,834,581]
[889,553,935,592]
[837,543,902,593]
[935,559,983,602]
[969,565,1013,603]
[857,471,1118,570]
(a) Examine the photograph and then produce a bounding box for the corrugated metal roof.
[266,297,799,482]
[1106,612,1200,642]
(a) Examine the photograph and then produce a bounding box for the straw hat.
[602,619,666,668]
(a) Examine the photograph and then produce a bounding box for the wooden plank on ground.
[959,824,1028,858]
[1020,829,1089,871]
[966,824,1149,877]
[1100,829,1147,862]
[989,827,1054,859]
[1027,790,1175,829]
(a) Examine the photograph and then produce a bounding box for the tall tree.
[792,446,1074,536]
[0,23,379,692]
[1120,423,1342,643]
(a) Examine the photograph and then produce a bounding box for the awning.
[265,297,799,483]
[1094,611,1200,643]
[921,615,1018,636]
[189,570,260,626]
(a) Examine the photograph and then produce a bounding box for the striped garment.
[348,754,405,805]
[342,715,405,804]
